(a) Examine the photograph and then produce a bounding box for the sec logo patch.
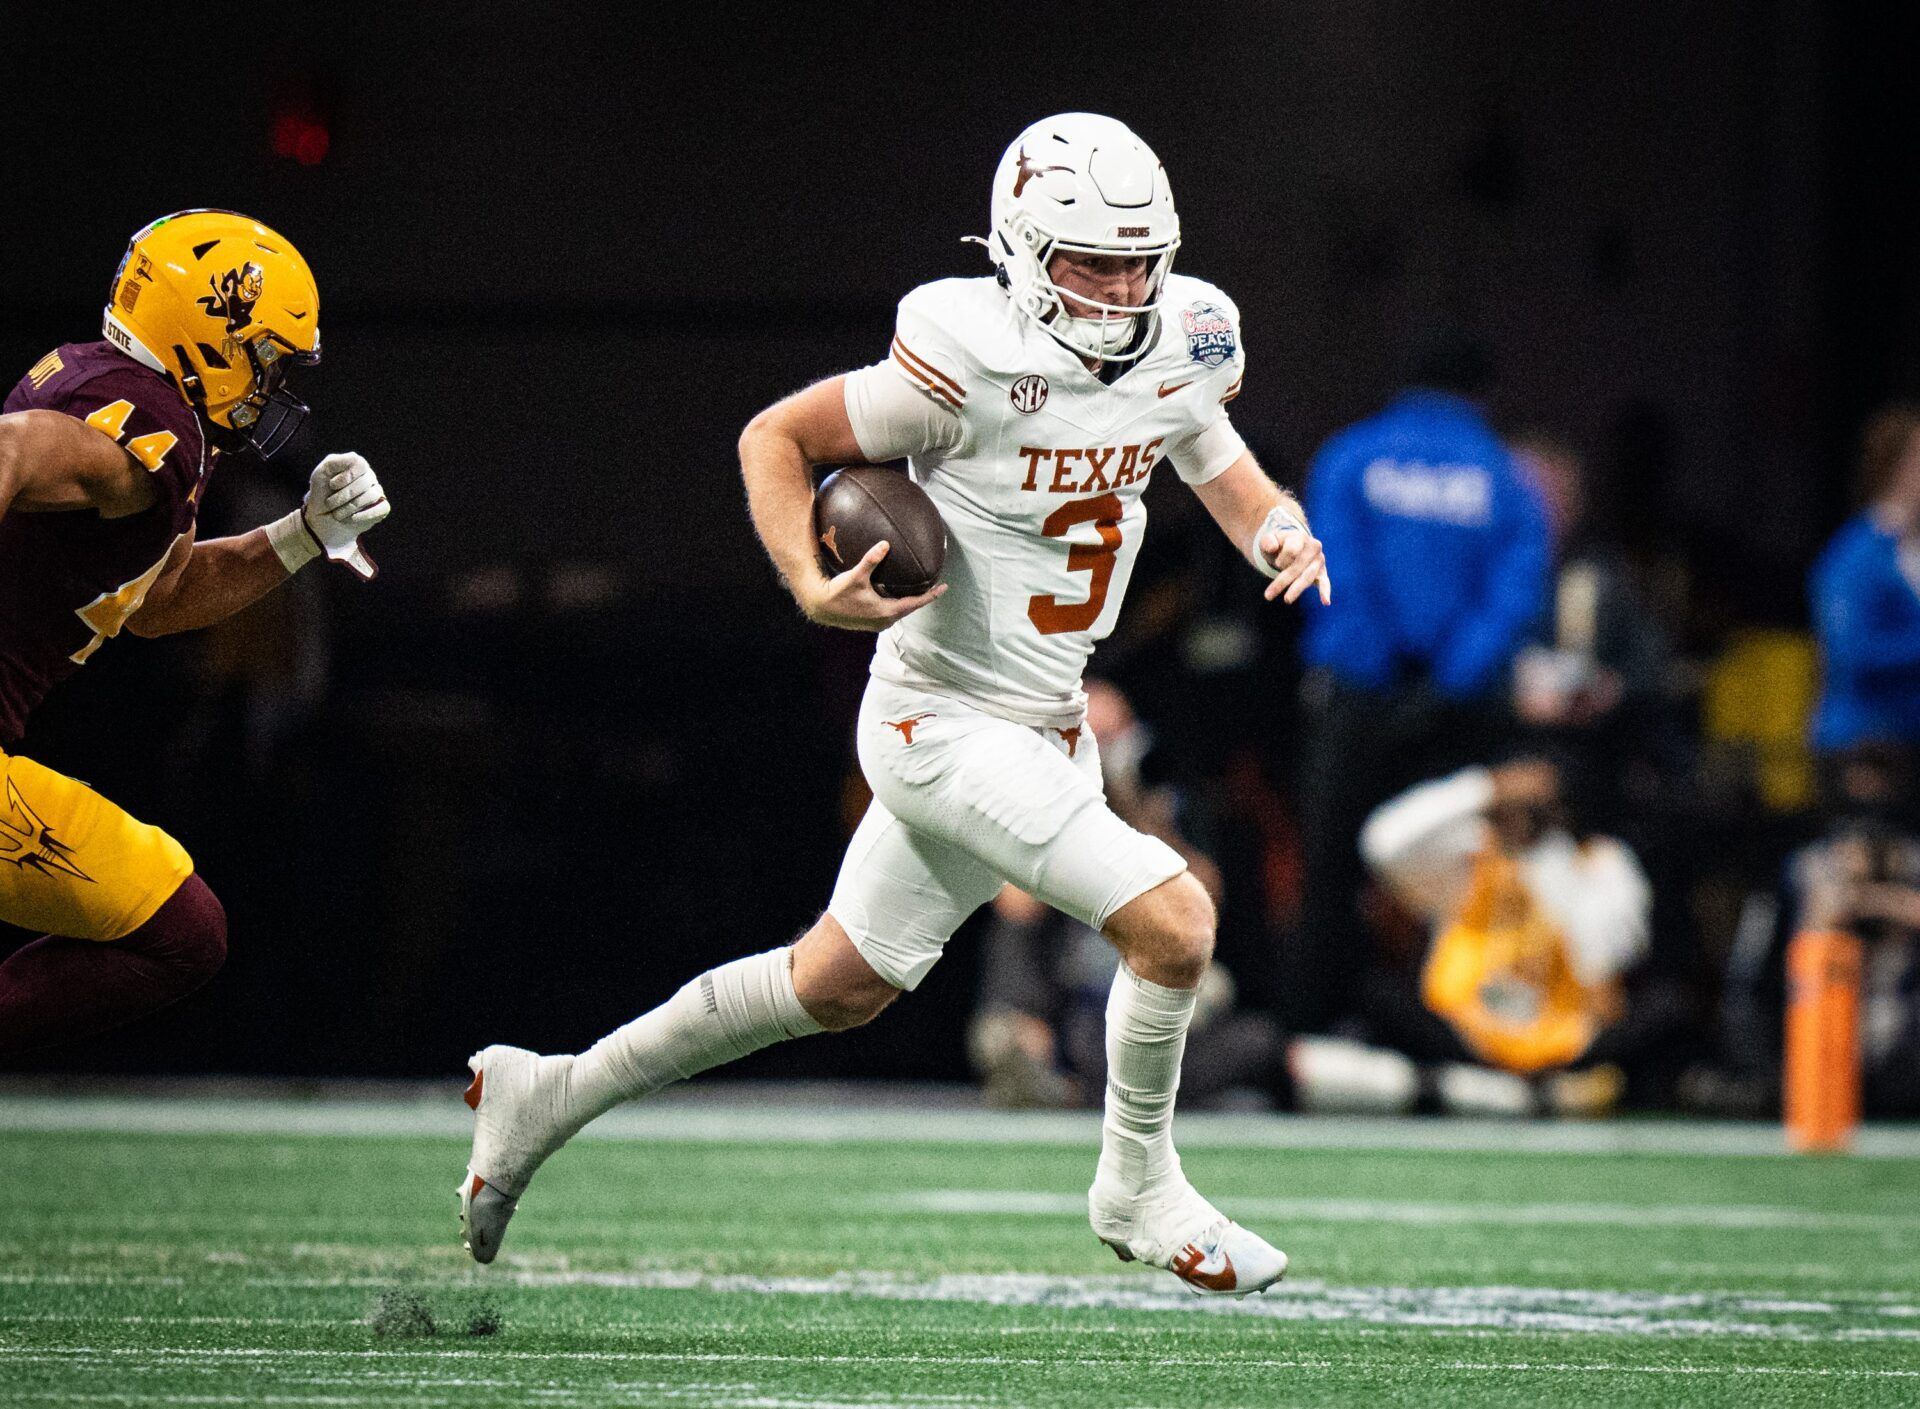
[1010,374,1049,414]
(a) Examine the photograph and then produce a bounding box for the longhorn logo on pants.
[884,713,937,746]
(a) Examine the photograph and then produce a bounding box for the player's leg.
[858,695,1205,1221]
[460,931,833,1261]
[0,876,226,1053]
[1084,870,1283,1295]
[855,686,1285,1294]
[1093,870,1215,1190]
[0,749,221,1054]
[553,910,897,1130]
[459,794,999,1263]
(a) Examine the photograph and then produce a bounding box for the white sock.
[566,946,825,1123]
[1094,961,1196,1197]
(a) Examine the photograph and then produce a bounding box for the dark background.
[1,2,1915,1079]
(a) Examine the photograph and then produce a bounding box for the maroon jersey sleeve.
[0,343,213,743]
[9,344,209,534]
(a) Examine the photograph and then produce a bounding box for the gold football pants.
[0,747,193,941]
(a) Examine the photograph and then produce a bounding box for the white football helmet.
[985,113,1180,364]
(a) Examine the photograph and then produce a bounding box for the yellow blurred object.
[1421,852,1621,1073]
[1701,629,1819,811]
[1545,1063,1625,1118]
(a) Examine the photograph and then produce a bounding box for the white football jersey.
[843,272,1248,729]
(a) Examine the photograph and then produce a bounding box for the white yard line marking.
[2,1346,1918,1379]
[5,1093,1920,1158]
[480,1267,1920,1341]
[15,1268,1911,1343]
[4,1387,981,1409]
[5,1399,450,1407]
[7,1264,1920,1339]
[0,1315,309,1326]
[890,1188,1920,1233]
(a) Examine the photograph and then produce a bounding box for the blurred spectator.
[1290,755,1688,1117]
[967,680,1290,1109]
[1288,330,1550,1031]
[1509,432,1674,757]
[1810,403,1920,755]
[1705,741,1920,1117]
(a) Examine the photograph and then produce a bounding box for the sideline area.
[3,1078,1918,1158]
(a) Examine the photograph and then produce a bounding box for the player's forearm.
[0,418,40,522]
[0,415,39,521]
[127,530,294,635]
[1192,456,1302,569]
[739,419,828,603]
[1195,467,1280,565]
[1227,487,1286,569]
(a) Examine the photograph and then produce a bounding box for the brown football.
[812,466,947,598]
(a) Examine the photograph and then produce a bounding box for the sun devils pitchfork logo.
[0,778,92,882]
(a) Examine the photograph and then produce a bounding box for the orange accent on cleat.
[468,1173,486,1198]
[1171,1241,1239,1293]
[463,1069,484,1111]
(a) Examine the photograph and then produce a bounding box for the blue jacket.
[1810,512,1920,751]
[1301,390,1550,697]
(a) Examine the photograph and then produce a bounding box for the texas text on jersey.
[843,270,1247,729]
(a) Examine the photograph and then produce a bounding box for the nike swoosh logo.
[1157,381,1193,399]
[1172,1242,1238,1292]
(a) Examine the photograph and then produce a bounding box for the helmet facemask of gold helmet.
[103,210,322,458]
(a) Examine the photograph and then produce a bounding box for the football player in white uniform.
[459,113,1329,1296]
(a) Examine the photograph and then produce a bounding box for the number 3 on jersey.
[1028,492,1124,635]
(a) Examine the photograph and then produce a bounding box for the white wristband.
[265,509,322,575]
[1248,504,1307,579]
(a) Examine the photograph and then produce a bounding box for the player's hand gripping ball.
[812,467,947,598]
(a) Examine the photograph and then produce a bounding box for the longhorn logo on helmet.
[1012,146,1073,197]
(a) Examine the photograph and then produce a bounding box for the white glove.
[300,452,389,580]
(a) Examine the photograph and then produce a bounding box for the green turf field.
[2,1091,1917,1407]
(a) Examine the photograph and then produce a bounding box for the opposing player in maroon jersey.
[0,209,390,1053]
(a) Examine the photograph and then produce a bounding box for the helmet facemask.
[225,335,320,459]
[986,114,1181,366]
[1030,234,1179,364]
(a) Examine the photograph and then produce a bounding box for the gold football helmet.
[102,210,321,456]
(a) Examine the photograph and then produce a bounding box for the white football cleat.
[1090,1180,1288,1297]
[458,1044,581,1265]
